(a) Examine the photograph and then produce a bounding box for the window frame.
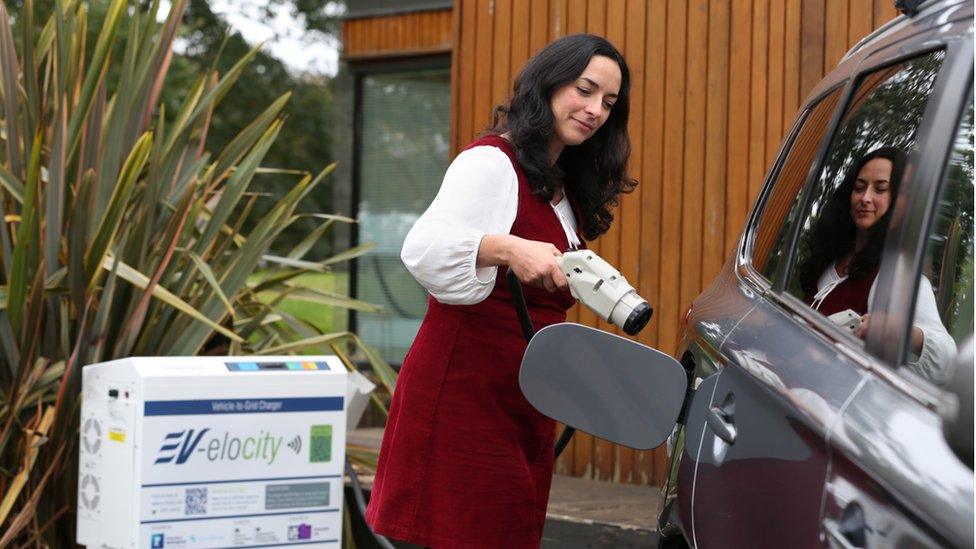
[740,32,967,406]
[776,47,950,343]
[776,47,950,295]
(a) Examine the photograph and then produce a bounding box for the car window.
[904,96,974,385]
[751,88,844,280]
[781,50,946,339]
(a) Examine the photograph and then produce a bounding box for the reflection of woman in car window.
[799,147,954,383]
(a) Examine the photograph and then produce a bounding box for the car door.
[680,83,859,548]
[689,26,956,547]
[822,31,973,548]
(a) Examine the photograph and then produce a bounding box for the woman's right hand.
[479,235,568,292]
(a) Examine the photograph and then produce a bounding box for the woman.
[365,34,635,548]
[799,147,953,383]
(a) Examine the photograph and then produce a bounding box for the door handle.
[822,503,866,549]
[706,407,736,444]
[706,392,736,444]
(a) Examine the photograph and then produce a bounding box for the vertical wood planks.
[874,0,899,28]
[848,0,874,48]
[767,0,786,166]
[491,0,513,115]
[725,0,751,253]
[586,0,607,43]
[702,0,730,289]
[530,1,550,56]
[825,0,850,69]
[748,0,769,204]
[679,0,707,378]
[450,3,461,153]
[457,0,478,149]
[568,0,587,33]
[636,0,666,354]
[800,0,826,100]
[472,0,496,136]
[658,0,686,368]
[551,0,569,39]
[667,0,708,488]
[510,1,531,82]
[635,0,668,487]
[784,0,802,125]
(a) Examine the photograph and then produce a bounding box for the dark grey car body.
[660,2,974,547]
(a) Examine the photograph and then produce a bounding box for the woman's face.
[549,55,622,149]
[850,157,894,232]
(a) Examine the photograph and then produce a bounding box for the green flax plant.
[0,0,396,544]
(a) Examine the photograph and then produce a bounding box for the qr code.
[185,487,207,515]
[310,425,332,463]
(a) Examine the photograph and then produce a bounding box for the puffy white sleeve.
[906,276,957,385]
[400,146,518,305]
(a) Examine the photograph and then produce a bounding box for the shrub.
[0,0,393,543]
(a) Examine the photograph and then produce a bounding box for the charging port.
[108,389,119,398]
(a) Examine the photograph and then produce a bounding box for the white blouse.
[401,145,580,305]
[813,262,956,384]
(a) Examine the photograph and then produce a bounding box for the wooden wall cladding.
[451,0,899,486]
[342,9,453,60]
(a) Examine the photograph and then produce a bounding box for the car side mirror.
[940,335,973,468]
[519,323,688,450]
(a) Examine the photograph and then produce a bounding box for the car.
[519,1,974,547]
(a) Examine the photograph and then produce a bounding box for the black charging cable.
[507,268,576,460]
[346,458,396,549]
[507,267,536,342]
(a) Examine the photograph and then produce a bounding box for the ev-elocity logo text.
[154,429,291,465]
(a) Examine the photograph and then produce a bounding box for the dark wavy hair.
[799,146,907,295]
[489,34,636,240]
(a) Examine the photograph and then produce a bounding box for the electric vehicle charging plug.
[556,250,652,336]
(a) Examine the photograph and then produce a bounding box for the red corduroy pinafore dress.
[365,135,583,548]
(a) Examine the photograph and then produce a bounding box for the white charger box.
[77,356,347,548]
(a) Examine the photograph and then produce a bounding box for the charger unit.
[77,356,347,548]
